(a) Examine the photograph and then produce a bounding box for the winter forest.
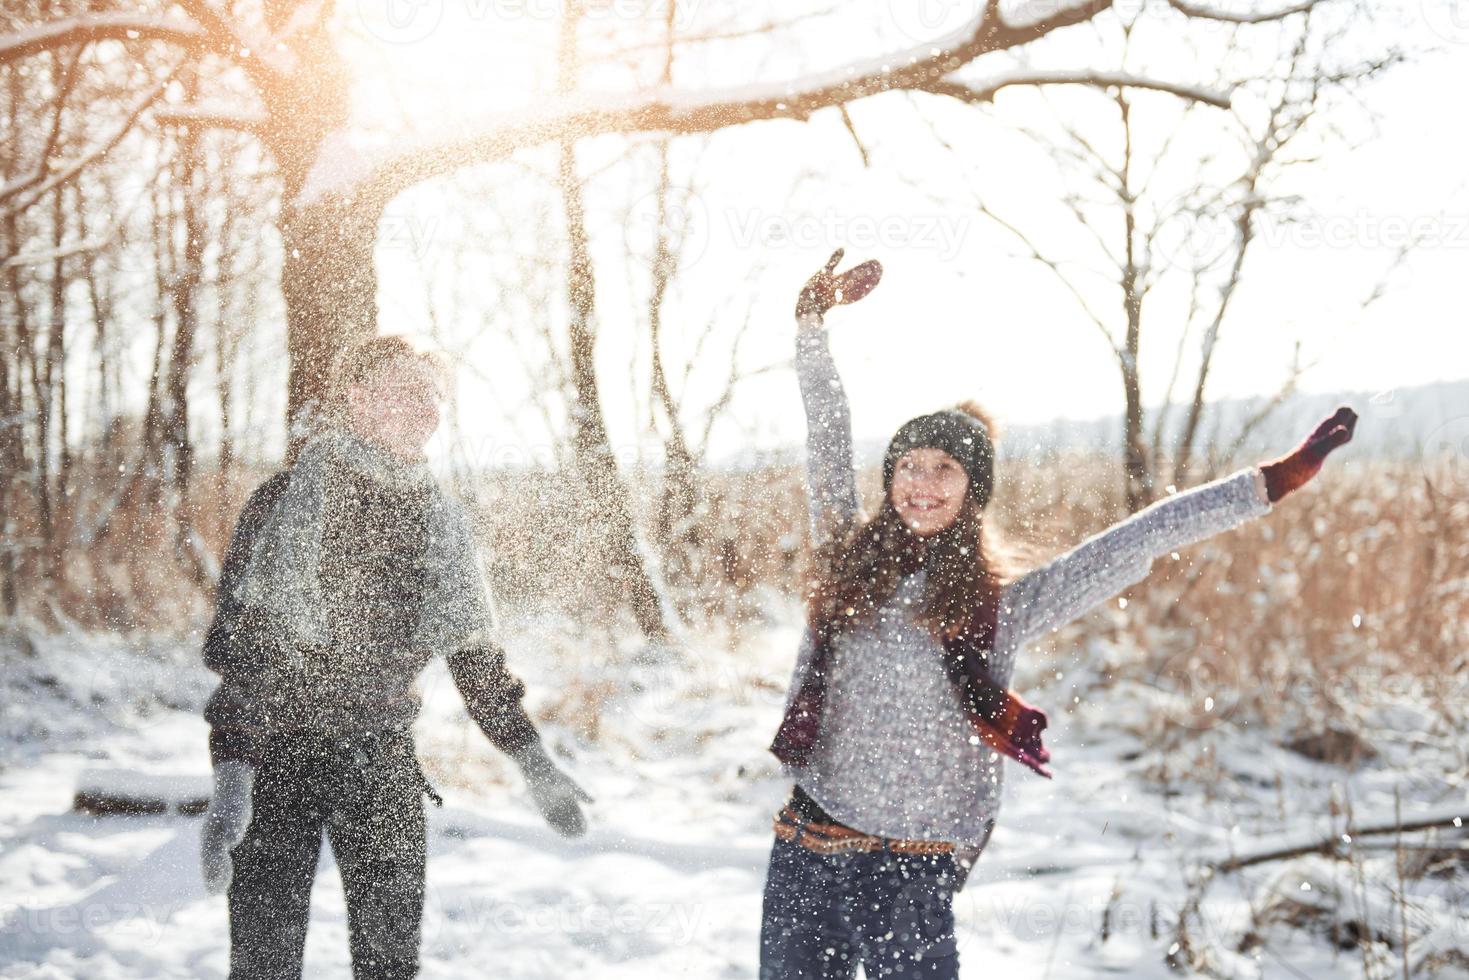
[2,0,1468,976]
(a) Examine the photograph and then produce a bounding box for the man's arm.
[446,644,540,756]
[203,471,293,680]
[203,472,296,766]
[448,644,591,837]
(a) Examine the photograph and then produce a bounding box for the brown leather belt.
[773,806,955,856]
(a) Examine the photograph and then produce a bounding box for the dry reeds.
[6,451,1465,749]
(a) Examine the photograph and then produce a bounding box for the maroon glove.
[954,672,1052,779]
[795,248,883,319]
[1010,702,1052,778]
[1258,405,1357,503]
[969,692,1052,779]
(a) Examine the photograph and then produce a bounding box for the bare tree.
[0,0,1349,629]
[0,0,1316,425]
[907,6,1402,509]
[554,0,672,643]
[0,4,279,619]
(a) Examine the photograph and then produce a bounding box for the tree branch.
[0,14,208,65]
[171,0,295,76]
[0,67,177,219]
[922,69,1232,109]
[327,0,1117,210]
[1166,0,1322,23]
[153,103,268,133]
[0,48,84,206]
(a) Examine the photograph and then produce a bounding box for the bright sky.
[341,0,1464,469]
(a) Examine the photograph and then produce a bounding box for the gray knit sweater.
[783,326,1273,845]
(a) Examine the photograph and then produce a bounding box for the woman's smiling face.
[890,447,969,536]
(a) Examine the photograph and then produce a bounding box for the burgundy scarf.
[770,566,1053,779]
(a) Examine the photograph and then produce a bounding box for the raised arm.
[792,248,883,548]
[796,321,860,548]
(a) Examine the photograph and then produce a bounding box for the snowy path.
[2,630,1464,978]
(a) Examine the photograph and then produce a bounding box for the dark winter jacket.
[203,461,539,766]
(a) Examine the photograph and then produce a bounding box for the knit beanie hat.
[881,410,996,509]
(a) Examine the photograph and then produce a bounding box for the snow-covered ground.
[1,613,1466,979]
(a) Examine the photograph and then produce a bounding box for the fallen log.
[1209,802,1468,872]
[71,768,211,817]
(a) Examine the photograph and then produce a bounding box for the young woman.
[759,250,1357,979]
[197,336,591,979]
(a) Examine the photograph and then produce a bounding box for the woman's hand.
[200,760,255,895]
[795,248,883,323]
[514,741,593,838]
[1259,405,1357,503]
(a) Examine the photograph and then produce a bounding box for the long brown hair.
[808,400,1031,645]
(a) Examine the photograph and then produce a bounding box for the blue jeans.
[759,834,960,979]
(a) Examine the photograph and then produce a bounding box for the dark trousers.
[759,834,960,979]
[226,730,429,980]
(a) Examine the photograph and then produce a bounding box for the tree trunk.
[279,196,379,450]
[646,143,702,588]
[47,186,71,520]
[1117,93,1153,514]
[0,290,17,618]
[559,141,671,644]
[1,159,39,605]
[163,124,203,492]
[255,0,367,451]
[550,1,670,644]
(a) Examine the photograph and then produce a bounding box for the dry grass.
[7,451,1466,744]
[3,461,270,632]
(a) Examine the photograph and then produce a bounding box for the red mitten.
[968,688,1052,779]
[795,248,883,319]
[1259,405,1357,502]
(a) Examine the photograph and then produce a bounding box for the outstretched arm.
[991,405,1357,686]
[996,466,1271,658]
